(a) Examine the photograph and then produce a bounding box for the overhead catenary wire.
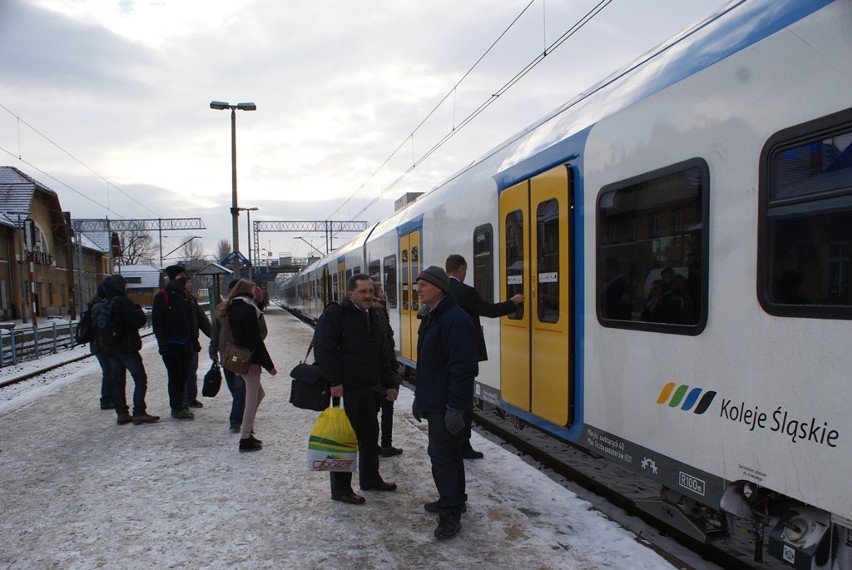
[325,0,539,221]
[337,0,613,224]
[0,102,161,220]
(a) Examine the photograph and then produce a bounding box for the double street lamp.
[210,100,256,280]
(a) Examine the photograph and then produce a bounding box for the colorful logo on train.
[656,382,716,414]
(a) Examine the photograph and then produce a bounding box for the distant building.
[115,264,161,307]
[0,166,110,320]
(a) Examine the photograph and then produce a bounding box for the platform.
[0,306,680,569]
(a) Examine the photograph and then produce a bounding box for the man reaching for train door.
[445,254,523,459]
[412,266,479,540]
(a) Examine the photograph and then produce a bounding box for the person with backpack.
[76,284,113,410]
[152,265,211,421]
[100,274,160,426]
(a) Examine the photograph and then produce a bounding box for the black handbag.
[202,361,222,397]
[289,343,330,412]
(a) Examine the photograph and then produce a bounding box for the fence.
[0,302,211,370]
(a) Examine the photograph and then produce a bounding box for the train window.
[505,210,524,320]
[368,259,380,283]
[473,225,494,302]
[759,109,852,319]
[401,248,409,310]
[383,255,397,309]
[597,159,708,334]
[537,199,560,323]
[410,245,420,311]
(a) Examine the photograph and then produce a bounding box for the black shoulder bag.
[289,342,330,411]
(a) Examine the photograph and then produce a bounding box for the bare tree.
[216,239,231,263]
[181,238,204,263]
[118,224,157,266]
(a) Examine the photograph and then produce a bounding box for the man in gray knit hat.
[412,265,478,540]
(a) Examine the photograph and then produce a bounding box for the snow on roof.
[114,264,161,288]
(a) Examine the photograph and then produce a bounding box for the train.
[281,1,852,567]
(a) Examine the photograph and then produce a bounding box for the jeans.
[183,350,199,406]
[110,352,148,417]
[95,352,112,406]
[223,367,246,428]
[424,410,466,516]
[162,344,193,411]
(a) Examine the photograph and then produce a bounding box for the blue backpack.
[94,297,119,344]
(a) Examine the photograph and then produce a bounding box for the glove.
[411,399,422,423]
[445,407,465,435]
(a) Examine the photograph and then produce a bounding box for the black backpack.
[75,304,97,345]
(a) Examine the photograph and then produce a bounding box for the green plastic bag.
[307,406,358,472]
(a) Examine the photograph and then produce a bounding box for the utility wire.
[0,103,161,219]
[339,0,612,223]
[326,0,537,221]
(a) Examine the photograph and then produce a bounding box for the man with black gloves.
[411,265,478,540]
[152,265,211,421]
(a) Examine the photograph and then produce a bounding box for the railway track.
[465,399,789,570]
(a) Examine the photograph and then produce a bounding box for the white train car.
[283,1,852,566]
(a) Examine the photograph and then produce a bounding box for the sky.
[0,308,713,569]
[0,0,724,262]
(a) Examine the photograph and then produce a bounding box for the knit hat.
[416,265,450,294]
[164,264,187,281]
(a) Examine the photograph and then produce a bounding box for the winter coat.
[227,296,274,371]
[449,276,517,362]
[87,284,106,356]
[313,299,394,390]
[152,283,212,354]
[414,294,479,414]
[100,274,147,357]
[372,298,401,389]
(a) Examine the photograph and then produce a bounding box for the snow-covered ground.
[0,307,688,569]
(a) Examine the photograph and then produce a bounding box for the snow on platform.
[0,307,679,569]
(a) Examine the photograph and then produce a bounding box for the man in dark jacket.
[314,274,397,505]
[100,274,159,426]
[372,282,403,457]
[445,254,523,459]
[152,265,211,420]
[411,266,479,540]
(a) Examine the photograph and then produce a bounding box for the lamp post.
[238,207,258,280]
[210,100,256,280]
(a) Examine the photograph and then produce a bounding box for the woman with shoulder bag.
[221,279,277,452]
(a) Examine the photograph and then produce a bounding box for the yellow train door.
[399,230,422,362]
[336,260,346,303]
[499,165,573,426]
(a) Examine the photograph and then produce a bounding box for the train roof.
[299,0,835,272]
